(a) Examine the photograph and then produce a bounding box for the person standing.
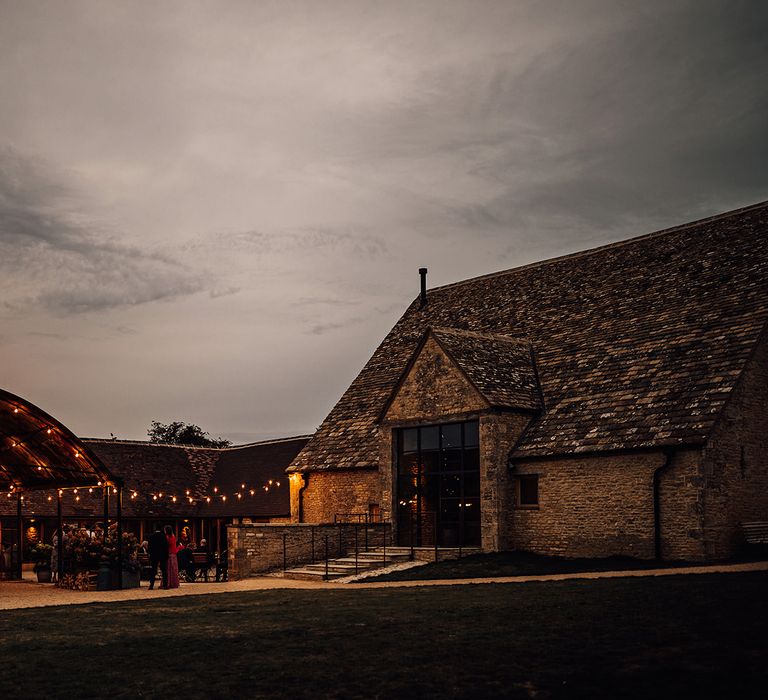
[148,526,168,590]
[50,530,59,583]
[164,525,180,589]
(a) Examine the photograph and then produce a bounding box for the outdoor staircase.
[282,546,414,581]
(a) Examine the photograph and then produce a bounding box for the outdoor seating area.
[137,549,228,584]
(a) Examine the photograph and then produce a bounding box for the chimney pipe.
[419,267,428,308]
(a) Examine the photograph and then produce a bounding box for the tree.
[147,420,232,448]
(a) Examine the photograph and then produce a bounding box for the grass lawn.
[360,550,715,582]
[1,572,766,699]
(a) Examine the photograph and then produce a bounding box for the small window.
[518,475,539,506]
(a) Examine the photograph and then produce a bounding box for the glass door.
[396,420,480,547]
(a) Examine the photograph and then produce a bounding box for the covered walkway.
[0,388,123,583]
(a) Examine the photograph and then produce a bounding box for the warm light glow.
[213,486,218,493]
[237,493,241,499]
[249,489,255,496]
[75,495,80,502]
[47,495,52,501]
[269,480,273,485]
[276,481,280,487]
[172,496,177,503]
[97,481,102,486]
[206,496,211,503]
[88,488,93,493]
[152,495,157,501]
[46,428,52,434]
[13,408,18,413]
[158,492,163,498]
[73,489,78,494]
[185,489,190,496]
[241,483,245,489]
[222,495,227,501]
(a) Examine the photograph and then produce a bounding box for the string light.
[35,478,285,508]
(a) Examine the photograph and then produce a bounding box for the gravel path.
[2,560,765,610]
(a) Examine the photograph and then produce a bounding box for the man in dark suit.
[147,526,168,590]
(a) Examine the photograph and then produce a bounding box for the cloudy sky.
[1,1,766,443]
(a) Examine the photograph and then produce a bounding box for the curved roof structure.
[0,388,114,492]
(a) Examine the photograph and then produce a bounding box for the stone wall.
[507,449,707,560]
[701,331,768,558]
[228,522,390,578]
[657,449,706,560]
[383,334,489,421]
[480,412,531,551]
[297,469,381,524]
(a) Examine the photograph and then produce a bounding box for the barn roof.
[289,200,768,471]
[0,435,309,518]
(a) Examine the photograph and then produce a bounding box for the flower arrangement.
[30,543,53,572]
[59,526,141,585]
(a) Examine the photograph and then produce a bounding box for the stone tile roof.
[430,328,540,410]
[289,201,768,471]
[2,436,309,518]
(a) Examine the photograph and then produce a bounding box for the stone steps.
[282,547,413,581]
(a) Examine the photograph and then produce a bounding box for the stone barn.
[287,201,768,561]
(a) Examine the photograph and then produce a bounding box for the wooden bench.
[137,553,156,581]
[186,551,214,582]
[742,521,768,545]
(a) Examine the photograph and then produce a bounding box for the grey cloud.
[0,147,207,313]
[215,226,390,260]
[209,286,241,299]
[26,331,70,341]
[307,316,366,336]
[293,297,360,308]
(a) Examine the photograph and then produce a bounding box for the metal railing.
[271,512,472,581]
[277,521,392,580]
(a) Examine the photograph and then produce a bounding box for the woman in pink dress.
[164,525,180,589]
